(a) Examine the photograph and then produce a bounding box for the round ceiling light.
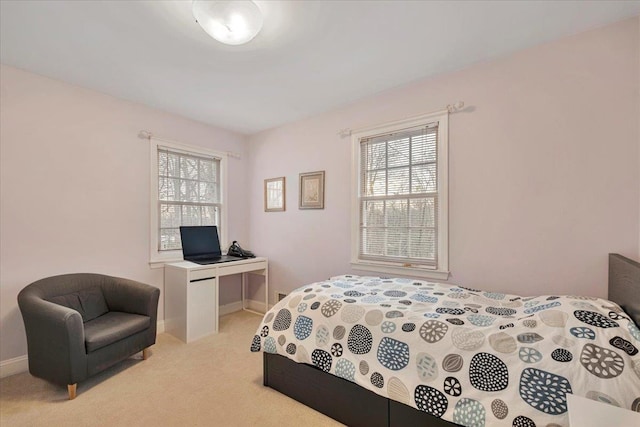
[192,1,263,46]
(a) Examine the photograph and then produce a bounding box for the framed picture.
[264,177,286,212]
[299,171,325,209]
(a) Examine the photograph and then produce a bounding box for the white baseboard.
[220,300,275,316]
[244,299,274,313]
[0,355,28,379]
[156,320,165,334]
[219,301,243,316]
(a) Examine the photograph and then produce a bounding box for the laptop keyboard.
[188,256,240,265]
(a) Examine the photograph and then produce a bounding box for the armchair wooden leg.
[68,384,77,400]
[142,347,150,360]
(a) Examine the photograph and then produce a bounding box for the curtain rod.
[138,130,241,159]
[337,101,465,138]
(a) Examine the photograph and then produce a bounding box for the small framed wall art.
[264,177,285,212]
[299,170,325,209]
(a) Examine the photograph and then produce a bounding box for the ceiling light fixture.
[192,0,263,46]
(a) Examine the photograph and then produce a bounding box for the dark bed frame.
[263,253,640,427]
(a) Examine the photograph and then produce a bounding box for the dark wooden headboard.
[608,253,640,327]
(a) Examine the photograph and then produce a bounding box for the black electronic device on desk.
[228,241,255,258]
[179,226,244,265]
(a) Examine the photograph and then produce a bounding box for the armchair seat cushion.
[84,312,150,353]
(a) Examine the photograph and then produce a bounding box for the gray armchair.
[18,273,160,399]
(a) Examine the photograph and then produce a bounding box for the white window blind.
[157,147,221,251]
[359,124,439,267]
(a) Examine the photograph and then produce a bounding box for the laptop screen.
[179,226,222,258]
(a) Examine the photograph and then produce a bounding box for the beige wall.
[0,65,249,362]
[246,17,640,303]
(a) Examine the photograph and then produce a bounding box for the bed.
[251,254,640,427]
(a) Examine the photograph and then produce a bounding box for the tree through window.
[157,148,221,251]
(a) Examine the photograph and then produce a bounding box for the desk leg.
[215,277,219,333]
[241,272,246,311]
[264,265,269,314]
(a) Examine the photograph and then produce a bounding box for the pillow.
[48,287,109,322]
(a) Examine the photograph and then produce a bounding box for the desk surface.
[167,257,268,271]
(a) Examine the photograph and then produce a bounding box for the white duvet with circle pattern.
[251,275,640,427]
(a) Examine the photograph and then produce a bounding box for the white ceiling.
[1,1,639,135]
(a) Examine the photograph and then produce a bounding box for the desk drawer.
[190,268,217,282]
[218,260,267,276]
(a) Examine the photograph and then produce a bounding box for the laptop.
[179,226,243,265]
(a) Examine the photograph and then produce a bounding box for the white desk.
[164,257,268,343]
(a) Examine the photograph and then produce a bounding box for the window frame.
[149,138,228,267]
[350,110,449,280]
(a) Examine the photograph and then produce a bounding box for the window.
[351,111,449,279]
[149,139,227,265]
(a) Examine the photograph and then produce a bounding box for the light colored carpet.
[0,311,342,426]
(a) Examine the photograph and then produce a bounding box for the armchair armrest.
[101,277,160,319]
[17,294,87,385]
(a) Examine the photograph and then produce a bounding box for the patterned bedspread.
[251,275,640,427]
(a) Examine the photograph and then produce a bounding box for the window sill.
[350,261,450,281]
